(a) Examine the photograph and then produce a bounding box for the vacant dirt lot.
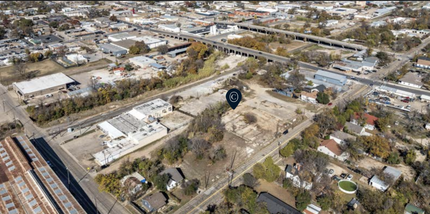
[179,131,248,186]
[62,130,105,170]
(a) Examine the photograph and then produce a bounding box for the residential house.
[161,168,185,191]
[345,122,366,136]
[399,72,423,89]
[318,139,348,161]
[352,112,378,130]
[416,56,430,69]
[256,192,302,214]
[120,172,147,195]
[330,131,356,144]
[404,203,425,214]
[301,91,318,104]
[304,204,322,214]
[284,164,313,190]
[274,87,296,98]
[369,166,402,191]
[347,198,361,211]
[141,192,168,213]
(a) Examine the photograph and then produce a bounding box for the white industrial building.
[94,99,173,166]
[108,32,137,42]
[132,36,167,49]
[158,24,181,33]
[65,53,89,64]
[13,73,75,99]
[129,56,156,68]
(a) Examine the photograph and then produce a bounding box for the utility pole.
[67,167,70,190]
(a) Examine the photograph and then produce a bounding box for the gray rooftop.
[330,131,356,141]
[315,70,347,81]
[161,168,184,182]
[98,43,128,53]
[345,122,364,134]
[399,72,423,86]
[257,192,301,214]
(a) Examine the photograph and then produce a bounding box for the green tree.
[387,152,401,164]
[280,138,299,157]
[129,45,140,55]
[317,92,330,104]
[262,157,281,182]
[253,163,265,179]
[153,174,170,191]
[405,150,416,165]
[296,190,311,211]
[49,21,59,28]
[317,194,332,211]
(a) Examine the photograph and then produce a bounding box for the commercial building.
[416,56,430,69]
[98,43,128,57]
[108,32,137,42]
[94,99,172,166]
[129,56,156,68]
[159,24,181,33]
[167,47,188,58]
[398,72,423,89]
[12,73,75,99]
[0,136,85,214]
[333,57,378,72]
[314,70,347,86]
[132,36,167,49]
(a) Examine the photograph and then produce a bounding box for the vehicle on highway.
[282,129,289,135]
[350,76,356,80]
[221,39,227,42]
[259,52,262,54]
[47,160,53,167]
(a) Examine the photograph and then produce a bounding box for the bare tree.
[13,59,27,78]
[89,77,99,90]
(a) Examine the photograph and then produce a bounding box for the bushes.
[252,157,281,182]
[243,113,257,124]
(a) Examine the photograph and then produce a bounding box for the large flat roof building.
[12,73,75,99]
[0,136,86,214]
[314,70,347,86]
[94,99,173,166]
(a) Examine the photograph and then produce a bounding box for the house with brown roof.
[416,56,430,69]
[351,112,378,130]
[318,139,348,161]
[300,91,318,104]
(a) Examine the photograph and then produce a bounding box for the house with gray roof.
[257,192,301,214]
[330,131,356,144]
[141,192,167,212]
[161,168,185,191]
[344,122,366,136]
[369,166,402,191]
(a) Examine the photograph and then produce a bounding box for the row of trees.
[27,43,218,124]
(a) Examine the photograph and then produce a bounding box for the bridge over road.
[214,21,367,51]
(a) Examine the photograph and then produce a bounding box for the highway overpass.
[214,21,367,51]
[150,28,293,64]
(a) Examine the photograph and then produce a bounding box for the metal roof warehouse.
[314,70,347,86]
[12,73,75,98]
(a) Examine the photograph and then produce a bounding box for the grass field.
[338,180,357,191]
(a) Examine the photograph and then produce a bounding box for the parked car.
[347,174,353,181]
[340,173,347,179]
[282,129,289,135]
[401,99,410,103]
[328,169,334,175]
[332,175,341,181]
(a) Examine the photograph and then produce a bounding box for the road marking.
[186,120,310,214]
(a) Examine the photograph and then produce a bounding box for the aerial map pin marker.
[226,88,242,110]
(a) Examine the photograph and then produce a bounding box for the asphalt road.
[0,85,129,214]
[30,137,99,214]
